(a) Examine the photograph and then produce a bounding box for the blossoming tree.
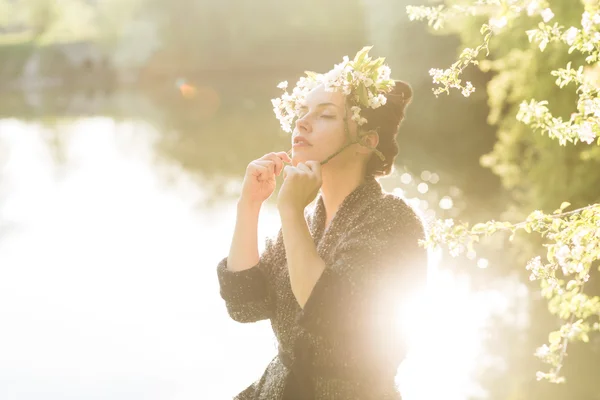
[407,0,600,385]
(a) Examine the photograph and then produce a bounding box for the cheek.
[315,119,347,146]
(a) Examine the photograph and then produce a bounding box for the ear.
[357,130,379,152]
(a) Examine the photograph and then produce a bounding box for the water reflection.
[0,97,525,399]
[0,118,280,399]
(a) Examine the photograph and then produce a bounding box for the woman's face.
[291,85,360,168]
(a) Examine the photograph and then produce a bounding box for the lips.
[293,136,312,146]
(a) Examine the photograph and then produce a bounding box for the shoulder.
[360,191,429,242]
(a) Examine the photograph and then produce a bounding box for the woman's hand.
[277,161,322,214]
[240,151,292,206]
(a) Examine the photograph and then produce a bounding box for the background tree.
[408,1,600,399]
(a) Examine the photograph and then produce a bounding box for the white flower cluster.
[526,255,544,281]
[564,26,579,46]
[581,11,600,34]
[271,46,396,133]
[577,120,597,144]
[429,67,476,97]
[561,12,600,52]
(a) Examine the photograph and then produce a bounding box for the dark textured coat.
[217,177,429,400]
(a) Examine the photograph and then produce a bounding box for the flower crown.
[271,46,396,134]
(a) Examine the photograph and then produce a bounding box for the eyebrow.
[299,102,340,110]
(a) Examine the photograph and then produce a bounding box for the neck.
[319,167,369,226]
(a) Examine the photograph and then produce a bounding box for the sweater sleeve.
[295,202,428,369]
[216,230,282,323]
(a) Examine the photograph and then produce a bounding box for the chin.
[291,151,310,166]
[291,147,328,166]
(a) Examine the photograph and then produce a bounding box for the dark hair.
[358,80,413,178]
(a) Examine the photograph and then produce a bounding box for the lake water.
[0,87,528,400]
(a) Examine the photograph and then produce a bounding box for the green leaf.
[305,70,318,79]
[552,218,562,231]
[471,223,488,234]
[566,280,578,291]
[358,83,368,105]
[354,46,373,66]
[560,201,571,211]
[372,57,385,70]
[548,246,556,264]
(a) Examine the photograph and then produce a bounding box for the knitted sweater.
[216,176,429,400]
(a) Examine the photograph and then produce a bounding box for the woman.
[216,47,429,400]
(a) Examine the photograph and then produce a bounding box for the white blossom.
[527,0,540,16]
[564,27,579,46]
[449,243,465,257]
[351,105,363,124]
[572,228,590,246]
[536,371,547,381]
[526,256,543,280]
[429,68,446,84]
[581,98,595,115]
[541,8,554,23]
[555,245,571,267]
[461,81,475,97]
[581,12,600,33]
[582,41,595,52]
[368,95,384,108]
[378,65,391,80]
[490,16,507,30]
[272,47,394,133]
[535,344,550,358]
[578,121,597,144]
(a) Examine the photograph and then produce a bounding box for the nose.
[295,113,311,133]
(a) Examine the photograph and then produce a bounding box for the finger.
[250,164,270,181]
[305,160,321,175]
[260,153,284,175]
[296,163,312,173]
[254,160,275,169]
[259,152,278,161]
[254,160,277,176]
[276,151,292,163]
[283,165,296,180]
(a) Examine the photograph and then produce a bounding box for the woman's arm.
[279,207,327,309]
[227,200,262,272]
[216,200,276,323]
